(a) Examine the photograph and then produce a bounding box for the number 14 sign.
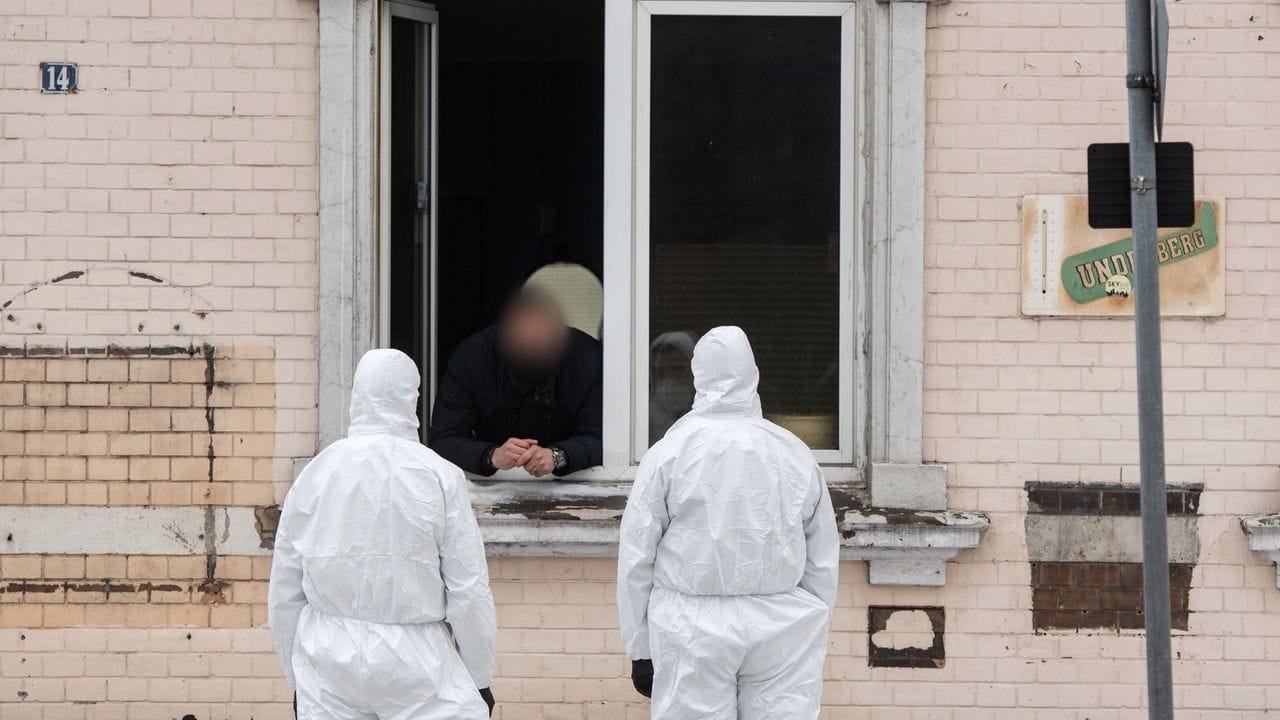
[40,62,78,94]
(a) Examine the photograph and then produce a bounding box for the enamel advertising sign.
[1021,195,1225,317]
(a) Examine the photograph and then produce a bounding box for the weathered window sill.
[838,508,990,586]
[471,480,990,585]
[1242,513,1280,588]
[470,480,627,557]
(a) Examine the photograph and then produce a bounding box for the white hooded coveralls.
[269,349,496,720]
[618,326,841,720]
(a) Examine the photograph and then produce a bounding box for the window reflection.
[648,331,697,443]
[647,15,842,449]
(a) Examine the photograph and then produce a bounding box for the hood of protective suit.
[348,348,420,440]
[690,326,762,418]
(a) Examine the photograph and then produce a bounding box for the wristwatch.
[550,446,567,472]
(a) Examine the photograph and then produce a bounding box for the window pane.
[648,15,842,447]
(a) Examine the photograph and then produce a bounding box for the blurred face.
[501,303,568,384]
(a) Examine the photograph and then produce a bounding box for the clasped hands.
[491,437,556,477]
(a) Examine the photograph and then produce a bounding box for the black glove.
[631,659,654,698]
[478,687,495,716]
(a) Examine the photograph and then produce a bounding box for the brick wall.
[7,557,1280,718]
[1024,483,1201,632]
[1,553,272,630]
[4,0,1280,718]
[921,0,1280,717]
[1030,561,1194,632]
[1,0,319,714]
[1,345,277,507]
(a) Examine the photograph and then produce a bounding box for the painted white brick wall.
[0,0,320,484]
[3,0,1280,717]
[7,557,1280,717]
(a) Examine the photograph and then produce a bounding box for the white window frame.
[626,0,860,466]
[600,0,638,474]
[377,0,440,415]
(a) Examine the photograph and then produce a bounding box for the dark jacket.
[428,325,603,476]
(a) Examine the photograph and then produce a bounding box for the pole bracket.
[1126,72,1155,88]
[1131,176,1156,194]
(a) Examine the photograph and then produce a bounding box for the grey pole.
[1124,0,1175,717]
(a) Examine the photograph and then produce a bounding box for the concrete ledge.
[0,506,270,556]
[1242,513,1280,588]
[839,508,990,586]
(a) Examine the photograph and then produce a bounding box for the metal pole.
[1124,0,1174,717]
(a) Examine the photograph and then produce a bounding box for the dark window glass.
[648,15,842,447]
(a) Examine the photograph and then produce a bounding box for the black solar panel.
[1087,142,1195,229]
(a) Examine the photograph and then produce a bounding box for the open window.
[376,0,857,470]
[379,0,606,443]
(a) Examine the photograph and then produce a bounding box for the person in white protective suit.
[617,326,841,720]
[269,349,497,720]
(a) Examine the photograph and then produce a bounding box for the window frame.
[323,0,929,490]
[624,0,861,466]
[377,0,440,432]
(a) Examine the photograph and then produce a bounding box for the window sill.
[1242,513,1280,588]
[470,479,989,585]
[838,508,990,586]
[473,464,865,484]
[470,479,629,557]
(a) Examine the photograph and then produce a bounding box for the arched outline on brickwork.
[0,264,219,339]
